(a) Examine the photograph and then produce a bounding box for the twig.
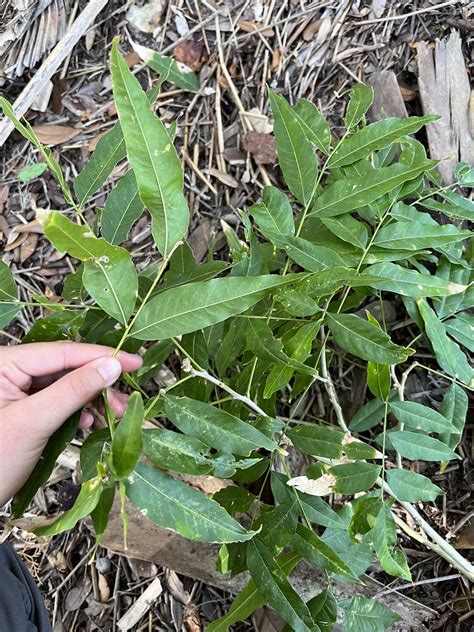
[319,327,349,432]
[355,0,461,26]
[0,0,108,147]
[181,359,267,418]
[376,573,462,597]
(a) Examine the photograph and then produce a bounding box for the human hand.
[0,341,142,506]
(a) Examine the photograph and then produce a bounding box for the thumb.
[11,356,122,437]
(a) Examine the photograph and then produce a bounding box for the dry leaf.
[32,124,80,146]
[204,168,239,188]
[20,233,39,263]
[65,582,92,611]
[185,611,201,632]
[238,20,274,37]
[0,185,9,213]
[244,108,273,134]
[98,573,111,603]
[188,218,212,263]
[127,557,158,579]
[10,219,43,235]
[243,131,277,164]
[455,520,474,549]
[174,39,207,72]
[165,569,190,605]
[5,231,28,251]
[287,474,336,497]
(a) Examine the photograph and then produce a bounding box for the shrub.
[1,38,473,631]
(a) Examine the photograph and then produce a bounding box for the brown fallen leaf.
[185,611,201,632]
[5,231,28,252]
[10,219,43,234]
[32,124,80,146]
[0,185,9,212]
[238,20,274,37]
[455,519,474,549]
[174,39,207,71]
[20,233,39,263]
[98,573,111,603]
[204,167,239,188]
[243,131,277,164]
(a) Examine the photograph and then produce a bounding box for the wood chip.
[116,577,163,631]
[368,70,408,121]
[417,30,474,183]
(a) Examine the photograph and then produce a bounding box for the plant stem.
[113,241,182,357]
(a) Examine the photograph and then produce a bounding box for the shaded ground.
[0,1,473,630]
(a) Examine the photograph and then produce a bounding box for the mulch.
[0,1,473,630]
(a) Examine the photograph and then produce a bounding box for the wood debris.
[417,30,474,183]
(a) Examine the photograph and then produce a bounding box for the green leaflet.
[127,462,254,543]
[283,589,337,632]
[285,234,346,271]
[349,394,397,432]
[80,428,110,481]
[321,214,368,250]
[130,275,299,340]
[111,40,189,256]
[291,524,357,580]
[310,161,436,218]
[0,98,75,207]
[264,320,320,397]
[18,162,48,182]
[343,83,374,128]
[0,261,20,329]
[269,90,318,206]
[246,319,316,376]
[287,425,378,460]
[340,596,401,632]
[35,476,103,536]
[43,212,137,324]
[143,428,213,475]
[389,400,455,434]
[250,186,295,243]
[246,539,315,632]
[75,123,126,205]
[91,485,115,546]
[254,502,299,553]
[112,393,144,478]
[365,261,467,297]
[213,488,256,516]
[144,49,200,91]
[373,221,471,251]
[444,313,474,352]
[389,431,459,462]
[271,472,347,530]
[327,313,412,365]
[330,116,438,167]
[367,360,390,401]
[372,503,411,581]
[386,470,443,502]
[417,298,473,386]
[329,462,381,495]
[205,552,301,632]
[293,98,331,154]
[13,413,81,518]
[439,383,468,451]
[163,395,279,456]
[101,170,143,244]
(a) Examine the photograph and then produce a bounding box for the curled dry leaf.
[32,124,80,146]
[204,167,239,188]
[287,474,336,497]
[238,20,275,37]
[243,131,277,164]
[174,39,207,72]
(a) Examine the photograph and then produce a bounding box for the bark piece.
[417,30,474,183]
[101,499,434,630]
[116,576,163,631]
[368,71,408,121]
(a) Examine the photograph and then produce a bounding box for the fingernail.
[96,357,122,385]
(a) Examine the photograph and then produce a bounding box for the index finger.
[0,341,142,377]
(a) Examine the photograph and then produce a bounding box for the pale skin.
[0,341,142,506]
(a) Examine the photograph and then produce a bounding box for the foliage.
[1,39,473,631]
